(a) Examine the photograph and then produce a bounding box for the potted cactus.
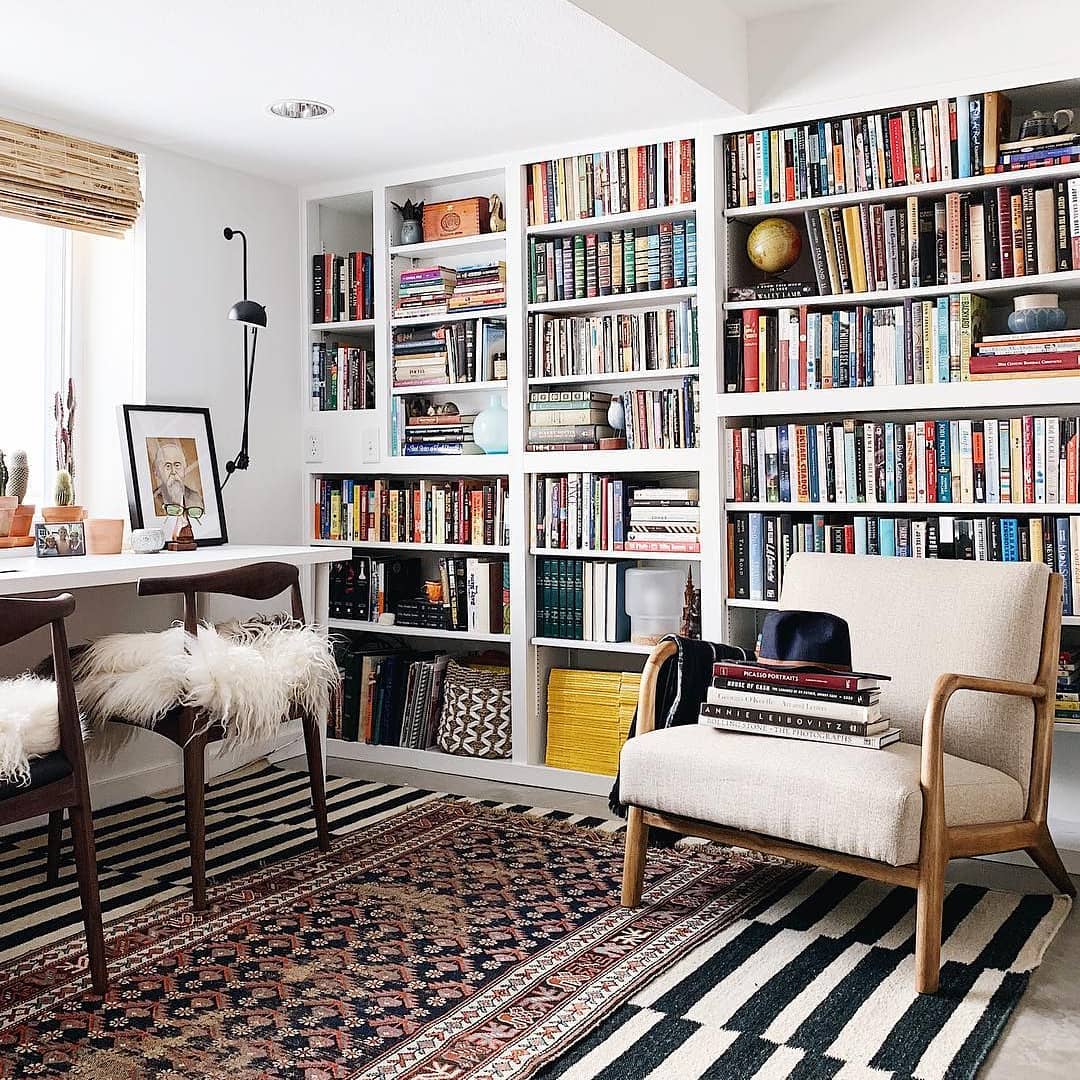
[0,450,34,545]
[43,379,85,524]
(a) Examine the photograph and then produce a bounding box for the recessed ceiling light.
[268,99,333,120]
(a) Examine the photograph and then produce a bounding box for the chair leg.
[621,806,649,908]
[183,739,208,912]
[46,808,65,885]
[1027,825,1077,897]
[915,855,947,994]
[302,714,331,852]
[68,800,107,995]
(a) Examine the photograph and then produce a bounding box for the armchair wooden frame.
[0,594,107,993]
[621,573,1075,994]
[95,562,330,911]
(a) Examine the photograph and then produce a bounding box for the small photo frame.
[119,405,228,546]
[35,521,86,558]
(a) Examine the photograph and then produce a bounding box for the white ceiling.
[0,0,733,188]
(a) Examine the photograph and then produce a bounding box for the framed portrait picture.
[119,405,228,546]
[35,521,86,558]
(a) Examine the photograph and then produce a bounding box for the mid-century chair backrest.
[779,554,1055,801]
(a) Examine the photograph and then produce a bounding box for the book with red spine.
[1023,414,1035,503]
[711,661,888,691]
[742,309,760,392]
[996,186,1014,279]
[969,351,1080,376]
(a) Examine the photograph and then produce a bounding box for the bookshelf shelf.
[391,378,508,397]
[724,162,1080,222]
[389,233,506,260]
[530,546,701,562]
[531,636,654,655]
[311,319,376,333]
[328,618,511,644]
[306,458,510,478]
[314,539,511,555]
[723,270,1080,312]
[718,378,1080,417]
[527,202,698,237]
[729,502,1080,516]
[523,448,703,473]
[527,367,699,387]
[529,286,696,316]
[390,306,508,327]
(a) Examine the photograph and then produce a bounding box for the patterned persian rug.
[0,764,1070,1079]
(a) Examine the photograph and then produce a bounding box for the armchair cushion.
[619,726,1024,865]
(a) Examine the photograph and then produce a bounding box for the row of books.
[529,221,697,304]
[725,416,1080,507]
[531,477,700,554]
[536,557,630,641]
[527,139,696,226]
[392,319,507,388]
[393,263,507,319]
[545,668,639,776]
[527,299,699,379]
[724,295,990,393]
[798,180,1080,298]
[727,511,1080,614]
[314,477,509,547]
[310,343,375,412]
[699,660,897,751]
[724,91,1013,208]
[394,401,477,458]
[1058,649,1079,726]
[332,640,450,748]
[312,250,374,322]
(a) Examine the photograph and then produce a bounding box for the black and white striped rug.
[0,763,1069,1079]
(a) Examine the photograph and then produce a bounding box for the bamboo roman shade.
[0,117,142,237]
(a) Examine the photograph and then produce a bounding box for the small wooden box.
[423,197,490,241]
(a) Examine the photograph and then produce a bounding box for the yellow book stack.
[545,668,640,776]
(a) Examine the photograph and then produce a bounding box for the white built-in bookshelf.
[301,75,1080,798]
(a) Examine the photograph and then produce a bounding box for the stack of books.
[528,299,698,379]
[395,267,456,318]
[392,320,508,390]
[527,139,695,225]
[312,250,374,322]
[1000,132,1080,170]
[725,90,1019,208]
[545,668,640,775]
[315,477,509,546]
[618,377,700,450]
[535,558,632,642]
[527,390,619,451]
[726,414,1080,507]
[447,262,506,311]
[529,221,697,302]
[700,658,899,750]
[626,486,700,553]
[1057,649,1079,727]
[727,509,1080,613]
[399,407,477,457]
[310,343,375,411]
[392,325,453,387]
[971,328,1080,381]
[726,294,988,392]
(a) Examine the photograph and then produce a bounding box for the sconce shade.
[228,299,268,328]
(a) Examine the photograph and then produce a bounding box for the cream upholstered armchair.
[619,553,1075,994]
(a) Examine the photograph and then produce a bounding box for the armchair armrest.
[634,639,678,737]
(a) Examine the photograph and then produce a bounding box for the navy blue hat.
[756,609,887,679]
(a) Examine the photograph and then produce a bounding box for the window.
[0,215,136,516]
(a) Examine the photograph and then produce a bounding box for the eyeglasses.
[163,504,205,520]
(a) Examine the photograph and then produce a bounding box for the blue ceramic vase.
[474,393,508,454]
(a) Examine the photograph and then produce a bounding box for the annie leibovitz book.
[699,705,900,749]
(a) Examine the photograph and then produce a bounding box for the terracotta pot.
[10,504,35,538]
[85,517,124,555]
[0,496,16,538]
[42,505,86,524]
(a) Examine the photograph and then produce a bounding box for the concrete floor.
[298,757,1080,1079]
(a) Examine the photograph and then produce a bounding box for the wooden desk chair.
[620,554,1075,994]
[106,562,330,911]
[0,594,107,994]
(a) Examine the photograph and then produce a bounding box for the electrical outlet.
[306,432,322,462]
[362,430,379,464]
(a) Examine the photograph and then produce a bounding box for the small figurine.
[679,566,702,639]
[489,194,506,233]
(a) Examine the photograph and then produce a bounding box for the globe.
[746,217,801,274]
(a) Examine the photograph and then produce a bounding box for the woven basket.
[435,660,512,759]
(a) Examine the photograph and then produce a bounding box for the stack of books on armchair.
[698,610,898,749]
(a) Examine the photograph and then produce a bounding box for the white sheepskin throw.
[0,676,70,785]
[74,619,338,746]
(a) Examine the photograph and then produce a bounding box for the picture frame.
[35,521,86,558]
[119,405,228,546]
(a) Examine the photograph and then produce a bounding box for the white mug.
[131,527,166,553]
